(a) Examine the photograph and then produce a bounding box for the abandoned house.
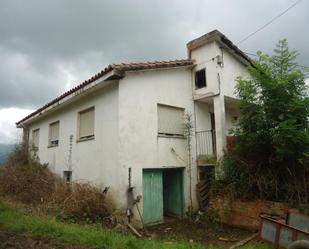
[16,30,251,226]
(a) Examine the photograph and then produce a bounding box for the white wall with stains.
[25,38,250,226]
[118,67,198,223]
[28,82,121,204]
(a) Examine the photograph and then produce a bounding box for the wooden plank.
[229,233,257,249]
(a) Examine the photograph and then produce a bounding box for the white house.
[17,30,251,226]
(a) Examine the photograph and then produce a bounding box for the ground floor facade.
[23,86,238,226]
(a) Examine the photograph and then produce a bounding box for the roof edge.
[187,30,252,65]
[16,59,194,126]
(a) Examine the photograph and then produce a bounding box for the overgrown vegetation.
[0,200,272,249]
[0,144,113,224]
[0,201,207,249]
[222,39,309,204]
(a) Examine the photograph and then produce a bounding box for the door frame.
[142,167,185,225]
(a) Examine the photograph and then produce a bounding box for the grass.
[0,200,273,249]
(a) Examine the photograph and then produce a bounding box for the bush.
[225,40,309,204]
[0,144,113,223]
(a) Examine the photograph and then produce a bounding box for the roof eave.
[16,59,194,128]
[186,30,252,66]
[16,69,123,128]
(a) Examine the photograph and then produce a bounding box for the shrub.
[224,40,309,203]
[0,144,113,223]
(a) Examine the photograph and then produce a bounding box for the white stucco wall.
[195,102,212,132]
[219,44,250,98]
[28,81,121,203]
[190,40,249,160]
[191,41,249,99]
[27,67,199,225]
[118,67,198,222]
[191,42,220,97]
[24,37,250,225]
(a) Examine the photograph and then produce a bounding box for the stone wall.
[209,196,289,230]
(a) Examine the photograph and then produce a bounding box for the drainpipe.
[127,167,134,223]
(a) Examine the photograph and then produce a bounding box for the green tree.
[229,39,309,203]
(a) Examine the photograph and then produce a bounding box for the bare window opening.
[195,69,206,89]
[63,170,72,182]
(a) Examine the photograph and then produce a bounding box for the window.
[49,121,59,147]
[195,68,206,89]
[78,107,95,140]
[32,129,40,150]
[63,170,72,182]
[158,104,184,136]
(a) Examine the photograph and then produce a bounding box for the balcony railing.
[196,130,216,156]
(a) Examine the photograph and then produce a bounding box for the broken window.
[158,104,184,137]
[63,170,72,182]
[32,129,40,150]
[49,121,59,147]
[195,68,207,89]
[78,107,95,140]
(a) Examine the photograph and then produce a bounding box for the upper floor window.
[49,121,59,147]
[32,129,40,150]
[158,104,184,137]
[195,68,206,89]
[78,107,95,140]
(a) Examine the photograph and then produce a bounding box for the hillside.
[0,144,14,165]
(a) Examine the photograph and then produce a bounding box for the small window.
[32,129,40,150]
[49,121,59,147]
[158,104,184,136]
[63,170,72,182]
[78,107,95,140]
[195,68,206,89]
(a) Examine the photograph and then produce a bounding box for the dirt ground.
[143,218,254,246]
[0,220,255,249]
[0,230,87,249]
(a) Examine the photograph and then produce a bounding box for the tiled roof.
[112,59,194,71]
[16,59,194,126]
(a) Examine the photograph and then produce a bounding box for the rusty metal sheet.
[259,215,309,249]
[260,220,277,243]
[288,212,309,233]
[279,226,293,248]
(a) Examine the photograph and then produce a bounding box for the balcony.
[196,130,216,156]
[196,130,238,165]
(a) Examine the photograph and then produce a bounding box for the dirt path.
[144,219,252,246]
[0,230,88,249]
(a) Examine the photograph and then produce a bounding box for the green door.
[143,169,163,225]
[163,169,184,217]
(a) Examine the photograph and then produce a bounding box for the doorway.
[197,166,215,211]
[142,168,184,225]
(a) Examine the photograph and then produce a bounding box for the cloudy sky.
[0,0,308,144]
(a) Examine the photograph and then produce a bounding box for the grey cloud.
[0,0,308,109]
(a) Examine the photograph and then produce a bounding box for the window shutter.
[50,122,59,142]
[79,107,94,138]
[32,129,39,147]
[158,105,184,135]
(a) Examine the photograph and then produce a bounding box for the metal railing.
[196,130,216,156]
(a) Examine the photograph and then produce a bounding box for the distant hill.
[0,144,15,165]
